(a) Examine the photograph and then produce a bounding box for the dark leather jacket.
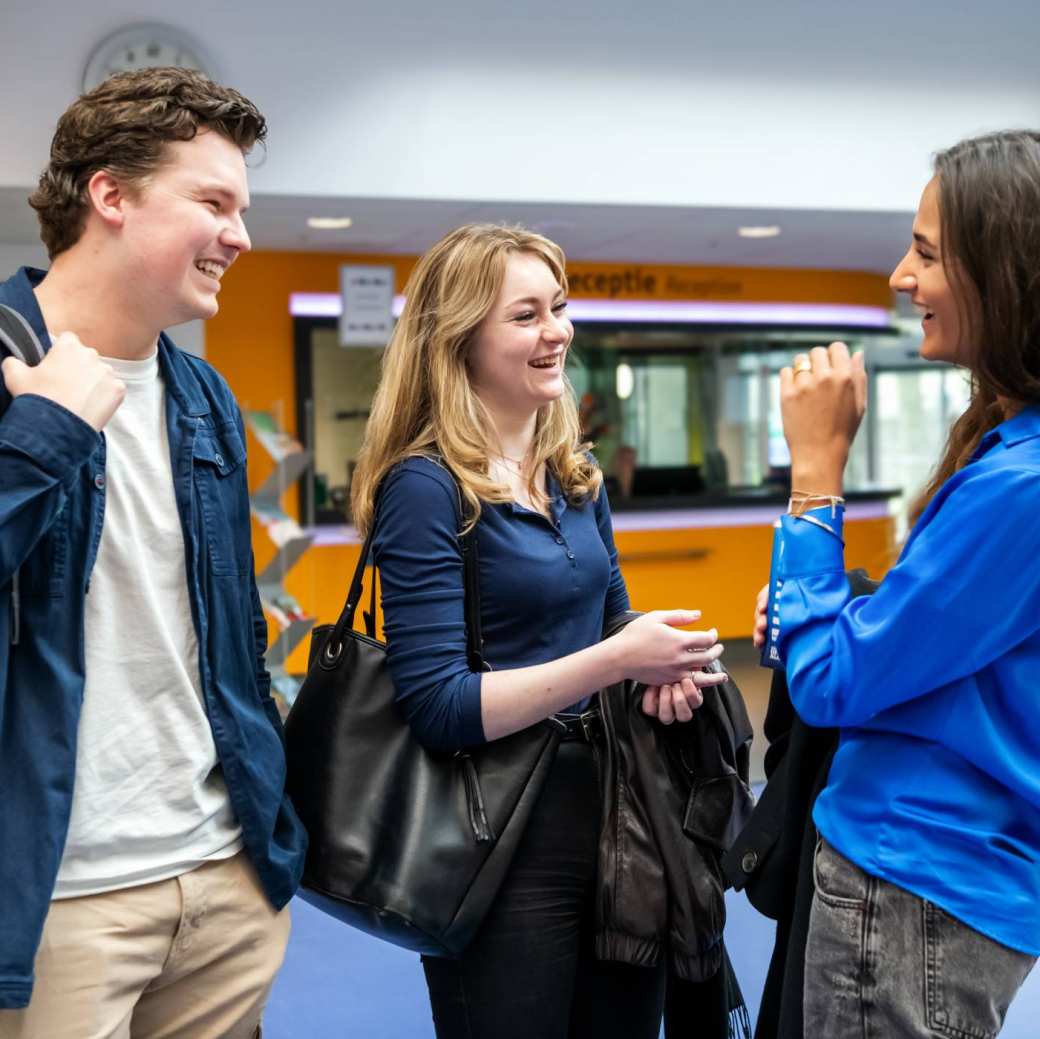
[595,613,755,983]
[719,570,878,1039]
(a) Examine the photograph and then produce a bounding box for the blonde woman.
[350,225,727,1039]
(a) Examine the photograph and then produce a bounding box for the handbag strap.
[324,467,487,672]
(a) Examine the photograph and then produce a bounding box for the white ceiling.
[1,0,1035,273]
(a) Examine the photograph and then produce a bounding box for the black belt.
[549,707,602,744]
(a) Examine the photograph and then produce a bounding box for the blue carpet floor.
[265,890,1039,1037]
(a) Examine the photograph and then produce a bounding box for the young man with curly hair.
[0,68,306,1039]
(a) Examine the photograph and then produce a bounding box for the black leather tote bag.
[284,505,563,957]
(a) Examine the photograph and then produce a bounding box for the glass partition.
[296,317,966,523]
[872,365,971,504]
[568,328,883,501]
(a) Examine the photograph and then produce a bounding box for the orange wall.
[206,250,894,669]
[207,251,893,455]
[207,251,417,497]
[276,514,897,674]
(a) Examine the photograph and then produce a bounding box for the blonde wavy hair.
[351,223,602,536]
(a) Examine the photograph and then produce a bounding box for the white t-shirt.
[53,351,242,899]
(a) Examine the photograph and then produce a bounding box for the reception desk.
[266,490,898,673]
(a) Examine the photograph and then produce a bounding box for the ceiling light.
[307,216,353,230]
[738,225,781,238]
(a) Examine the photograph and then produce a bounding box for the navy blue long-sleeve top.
[774,404,1040,955]
[371,455,628,752]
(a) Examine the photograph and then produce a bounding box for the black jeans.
[422,740,666,1039]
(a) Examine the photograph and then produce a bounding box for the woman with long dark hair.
[763,131,1040,1035]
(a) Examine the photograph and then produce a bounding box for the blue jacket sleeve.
[593,482,630,621]
[0,392,99,582]
[776,464,1040,727]
[373,460,485,753]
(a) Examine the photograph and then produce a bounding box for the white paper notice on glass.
[339,264,395,346]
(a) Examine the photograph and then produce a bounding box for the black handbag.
[284,498,563,956]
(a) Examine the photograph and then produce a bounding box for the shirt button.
[214,453,225,468]
[566,551,575,561]
[555,536,564,544]
[741,851,759,874]
[93,474,105,490]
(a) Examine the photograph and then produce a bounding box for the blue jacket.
[0,268,307,1010]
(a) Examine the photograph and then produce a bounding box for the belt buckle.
[548,715,569,736]
[578,709,600,743]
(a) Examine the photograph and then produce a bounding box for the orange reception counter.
[265,495,897,675]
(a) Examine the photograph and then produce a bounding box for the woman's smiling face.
[467,251,572,419]
[889,176,978,367]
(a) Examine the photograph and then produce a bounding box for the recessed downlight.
[738,225,781,239]
[307,216,353,230]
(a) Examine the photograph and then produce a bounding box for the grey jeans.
[804,840,1035,1039]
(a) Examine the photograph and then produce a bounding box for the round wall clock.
[82,24,215,91]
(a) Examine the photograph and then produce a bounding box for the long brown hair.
[909,130,1040,524]
[350,224,601,536]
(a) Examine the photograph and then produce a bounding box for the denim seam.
[924,901,996,1039]
[861,871,878,1039]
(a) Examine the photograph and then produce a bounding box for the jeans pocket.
[804,864,872,1031]
[812,839,870,909]
[923,900,1036,1039]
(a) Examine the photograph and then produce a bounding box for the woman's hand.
[482,609,724,741]
[752,583,769,649]
[780,342,868,494]
[612,610,723,685]
[608,609,726,725]
[640,664,728,724]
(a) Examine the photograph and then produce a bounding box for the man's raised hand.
[1,332,126,431]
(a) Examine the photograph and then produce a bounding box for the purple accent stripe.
[290,292,890,328]
[308,525,363,546]
[610,500,892,531]
[306,499,892,545]
[290,292,344,317]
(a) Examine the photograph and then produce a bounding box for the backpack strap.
[0,304,46,648]
[0,303,46,366]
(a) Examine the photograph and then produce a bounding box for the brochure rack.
[246,410,314,707]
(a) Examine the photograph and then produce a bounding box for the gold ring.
[793,359,813,375]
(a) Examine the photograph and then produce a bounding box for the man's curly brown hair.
[30,67,266,259]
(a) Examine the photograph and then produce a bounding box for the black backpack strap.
[0,304,46,648]
[0,304,46,366]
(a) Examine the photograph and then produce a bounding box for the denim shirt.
[0,268,307,1010]
[773,404,1040,955]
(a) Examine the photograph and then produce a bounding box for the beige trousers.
[0,851,290,1039]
